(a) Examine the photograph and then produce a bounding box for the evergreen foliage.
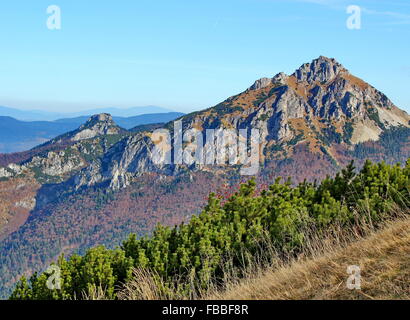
[10,159,410,300]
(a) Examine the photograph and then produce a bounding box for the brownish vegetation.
[0,175,41,240]
[209,216,410,300]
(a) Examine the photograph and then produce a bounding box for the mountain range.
[0,105,177,122]
[0,56,409,298]
[0,112,184,153]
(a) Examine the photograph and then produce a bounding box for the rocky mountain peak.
[293,56,348,84]
[81,113,115,128]
[249,77,273,90]
[248,56,346,91]
[70,57,410,191]
[272,72,289,84]
[249,72,289,91]
[73,113,122,141]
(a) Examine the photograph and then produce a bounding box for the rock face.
[0,168,13,178]
[72,114,121,141]
[2,57,408,192]
[293,56,347,83]
[249,77,273,90]
[71,56,410,190]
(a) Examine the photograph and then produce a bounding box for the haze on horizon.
[0,0,409,114]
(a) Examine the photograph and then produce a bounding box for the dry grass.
[341,74,369,91]
[207,216,410,300]
[117,268,170,300]
[81,285,110,300]
[113,209,410,301]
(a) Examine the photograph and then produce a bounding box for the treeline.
[10,159,410,300]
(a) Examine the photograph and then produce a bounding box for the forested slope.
[10,159,410,300]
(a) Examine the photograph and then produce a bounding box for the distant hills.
[0,112,184,153]
[0,105,177,122]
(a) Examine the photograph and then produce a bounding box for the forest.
[9,158,410,300]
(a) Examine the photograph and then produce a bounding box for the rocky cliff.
[72,56,410,190]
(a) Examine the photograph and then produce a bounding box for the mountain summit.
[293,55,347,83]
[250,56,347,90]
[71,56,410,190]
[243,56,409,143]
[72,113,122,141]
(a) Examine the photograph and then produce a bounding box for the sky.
[0,0,409,114]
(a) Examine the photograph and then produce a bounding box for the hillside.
[209,216,410,300]
[0,114,129,240]
[8,159,410,300]
[1,56,410,298]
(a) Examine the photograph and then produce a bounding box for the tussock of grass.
[117,268,168,300]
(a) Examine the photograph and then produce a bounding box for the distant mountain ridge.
[0,105,178,121]
[0,112,184,153]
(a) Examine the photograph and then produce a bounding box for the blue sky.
[0,0,409,113]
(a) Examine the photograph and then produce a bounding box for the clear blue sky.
[0,0,409,113]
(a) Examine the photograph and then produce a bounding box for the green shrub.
[10,159,410,300]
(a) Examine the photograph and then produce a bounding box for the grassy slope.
[209,217,410,300]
